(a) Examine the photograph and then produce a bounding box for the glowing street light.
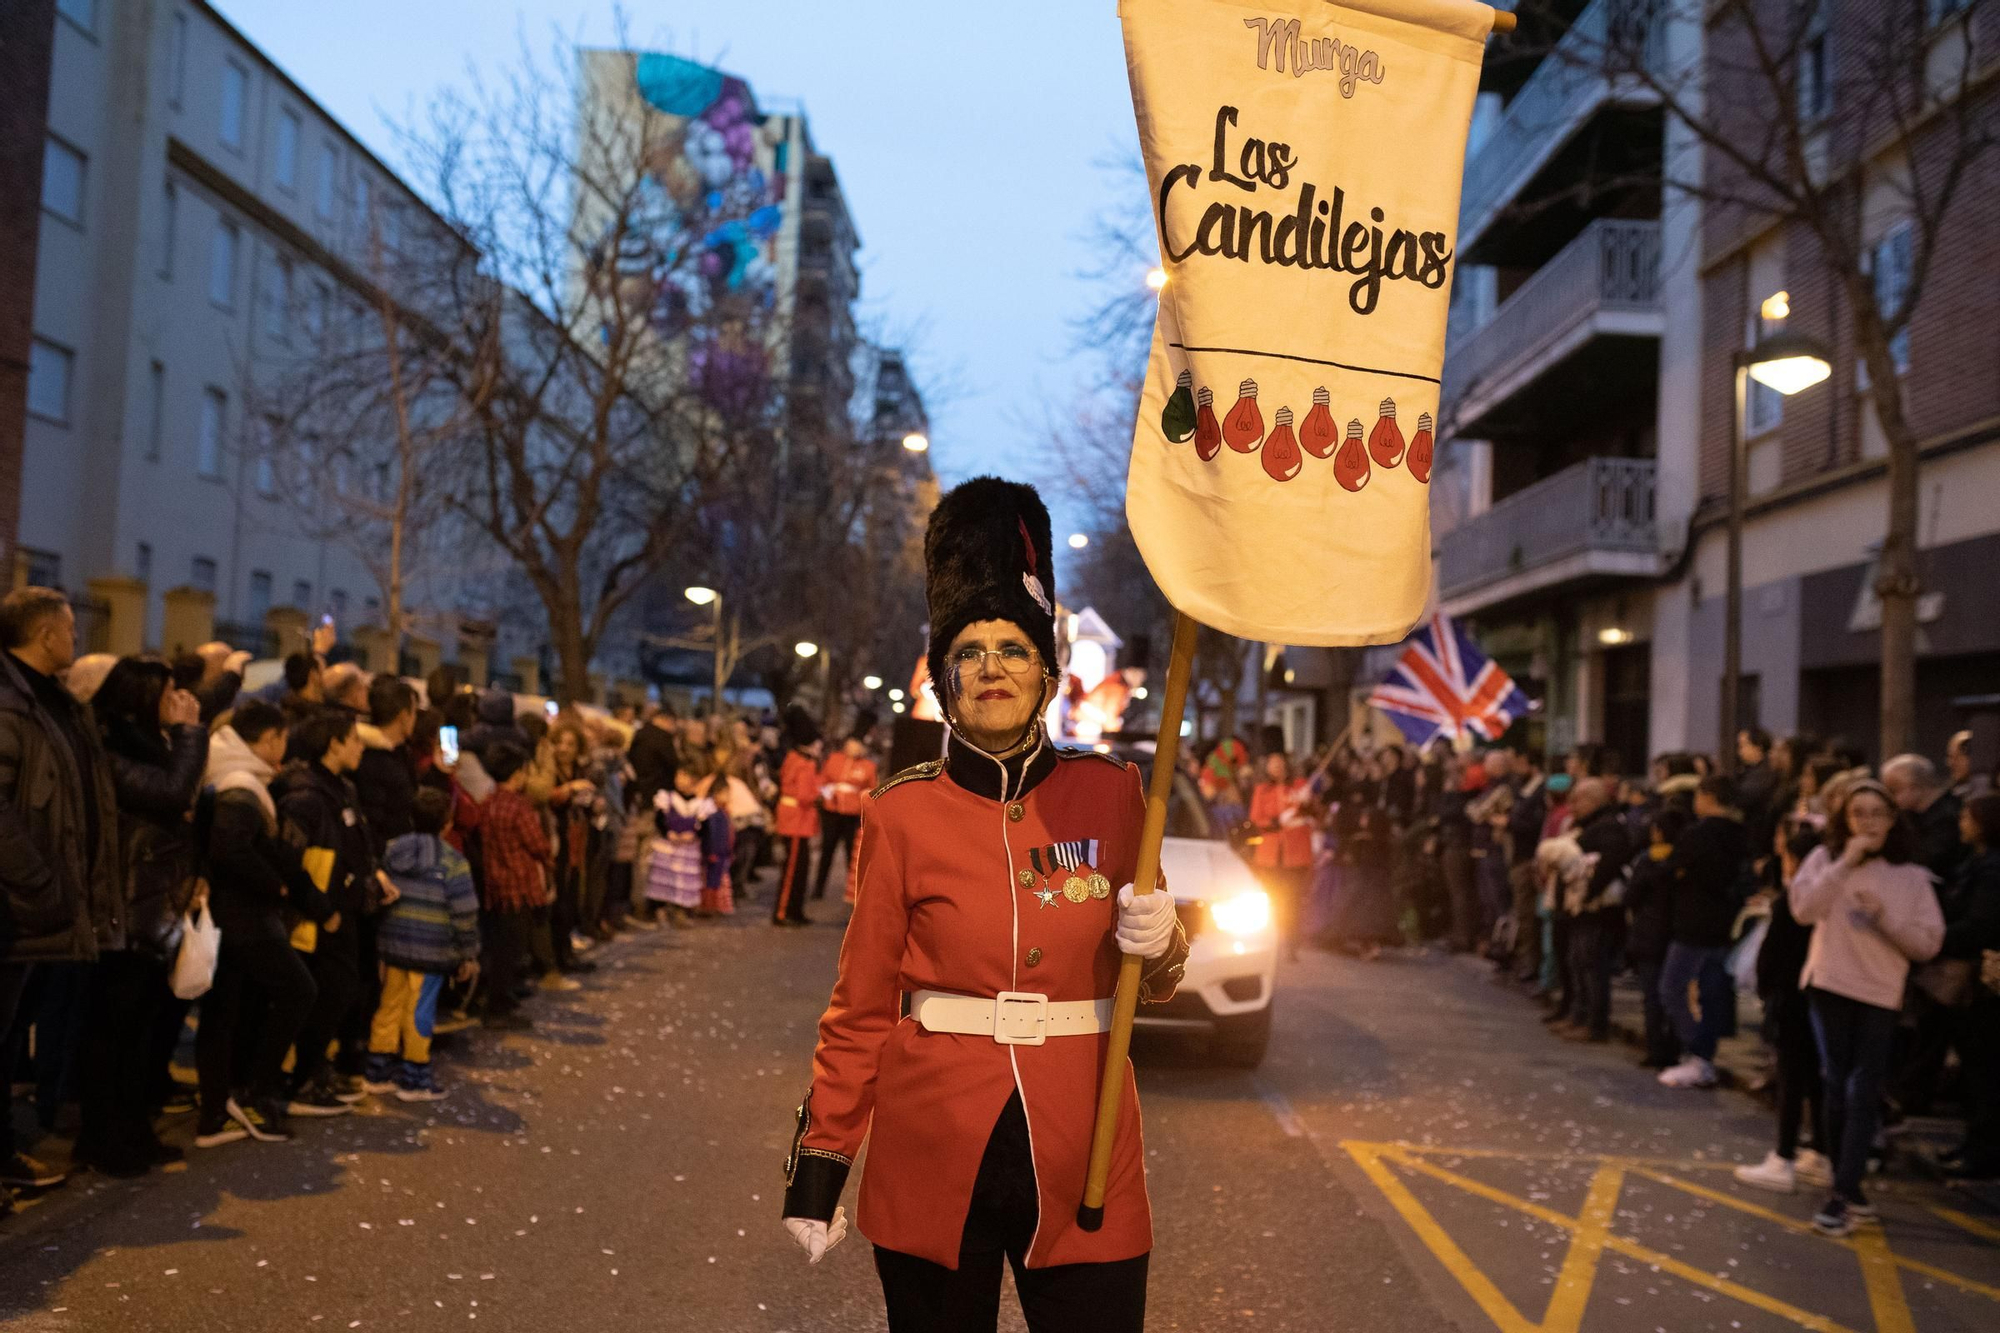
[794,640,819,659]
[1068,533,1089,550]
[1145,267,1168,292]
[892,701,906,714]
[902,431,930,453]
[683,586,717,606]
[888,688,905,702]
[862,674,883,691]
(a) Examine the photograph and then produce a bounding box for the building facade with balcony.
[1421,0,1686,768]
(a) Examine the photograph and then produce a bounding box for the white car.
[1131,770,1279,1067]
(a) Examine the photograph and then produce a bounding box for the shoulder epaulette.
[871,758,945,799]
[1055,747,1131,770]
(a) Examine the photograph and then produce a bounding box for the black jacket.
[0,651,124,961]
[1623,845,1676,961]
[1506,776,1548,866]
[627,723,680,806]
[1755,883,1815,999]
[100,720,209,961]
[1573,805,1633,916]
[1912,792,1967,895]
[354,724,418,859]
[1666,814,1750,948]
[202,728,331,943]
[271,760,377,919]
[1941,847,2000,961]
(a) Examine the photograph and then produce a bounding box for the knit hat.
[922,477,1058,709]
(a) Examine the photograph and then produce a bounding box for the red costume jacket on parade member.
[783,736,1189,1270]
[1248,778,1313,869]
[774,749,822,840]
[818,752,878,818]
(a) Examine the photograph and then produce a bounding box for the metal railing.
[1442,218,1661,412]
[1438,457,1658,600]
[1458,0,1664,246]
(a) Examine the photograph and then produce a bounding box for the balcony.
[1442,219,1660,441]
[1437,457,1661,615]
[1457,0,1662,263]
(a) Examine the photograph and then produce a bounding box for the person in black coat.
[1624,805,1688,1069]
[75,656,208,1177]
[1735,819,1833,1192]
[1657,775,1751,1087]
[1560,780,1633,1043]
[1939,794,2000,1180]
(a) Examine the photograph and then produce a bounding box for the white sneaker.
[538,973,582,993]
[570,933,596,954]
[1795,1149,1834,1188]
[1734,1151,1796,1193]
[1658,1056,1717,1089]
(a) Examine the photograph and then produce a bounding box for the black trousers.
[1956,990,2000,1172]
[482,908,533,1016]
[292,925,360,1090]
[0,962,32,1160]
[196,935,317,1119]
[873,1094,1148,1333]
[730,827,765,900]
[813,813,861,899]
[772,835,814,923]
[1770,989,1825,1160]
[1568,911,1622,1039]
[76,950,169,1167]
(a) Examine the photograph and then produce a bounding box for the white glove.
[782,1205,849,1264]
[1115,884,1175,958]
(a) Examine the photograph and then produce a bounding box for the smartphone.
[544,700,559,719]
[320,613,334,628]
[438,725,460,766]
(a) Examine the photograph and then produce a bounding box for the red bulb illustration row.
[1161,371,1433,488]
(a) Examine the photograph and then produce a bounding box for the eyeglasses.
[950,644,1041,677]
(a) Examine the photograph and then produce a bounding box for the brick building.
[0,0,60,581]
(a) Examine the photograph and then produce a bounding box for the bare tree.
[1522,0,1996,756]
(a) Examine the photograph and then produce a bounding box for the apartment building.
[18,0,446,656]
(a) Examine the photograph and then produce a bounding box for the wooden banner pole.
[1078,608,1199,1230]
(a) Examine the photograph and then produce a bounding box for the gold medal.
[1063,875,1091,904]
[1087,873,1112,900]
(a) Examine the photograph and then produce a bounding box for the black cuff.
[1138,919,1191,1004]
[782,1150,852,1223]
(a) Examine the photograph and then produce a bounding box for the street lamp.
[862,674,883,691]
[901,431,929,454]
[1722,328,1830,773]
[685,586,722,715]
[1067,533,1089,550]
[795,640,819,659]
[889,688,905,702]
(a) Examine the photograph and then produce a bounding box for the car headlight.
[1208,888,1271,937]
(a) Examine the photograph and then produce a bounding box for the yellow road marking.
[1539,1164,1623,1333]
[1932,1207,2000,1246]
[1365,1140,1739,1172]
[1854,1226,1918,1333]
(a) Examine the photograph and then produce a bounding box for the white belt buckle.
[992,991,1048,1046]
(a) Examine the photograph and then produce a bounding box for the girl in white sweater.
[1788,780,1944,1235]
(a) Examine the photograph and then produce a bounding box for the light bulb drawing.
[1334,417,1370,492]
[1300,386,1337,458]
[1161,370,1196,443]
[1193,387,1221,461]
[1408,411,1435,484]
[1222,379,1264,453]
[1367,397,1405,468]
[1261,406,1302,482]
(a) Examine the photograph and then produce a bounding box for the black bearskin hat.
[782,703,821,751]
[923,476,1058,709]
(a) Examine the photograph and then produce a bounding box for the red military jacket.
[783,734,1188,1270]
[819,751,878,817]
[773,748,822,840]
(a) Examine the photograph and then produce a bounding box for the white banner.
[1121,0,1494,645]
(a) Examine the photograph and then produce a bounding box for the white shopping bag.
[171,904,222,1000]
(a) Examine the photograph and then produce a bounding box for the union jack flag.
[1367,612,1530,748]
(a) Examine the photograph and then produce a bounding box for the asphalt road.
[4,877,1999,1333]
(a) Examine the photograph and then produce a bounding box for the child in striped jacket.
[364,788,481,1101]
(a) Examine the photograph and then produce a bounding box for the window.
[1928,0,1969,23]
[160,180,177,278]
[135,543,152,584]
[351,174,371,235]
[315,143,337,219]
[191,557,218,593]
[247,571,273,623]
[198,387,226,478]
[268,256,293,343]
[1872,224,1913,375]
[219,60,247,151]
[24,549,62,589]
[307,278,330,341]
[292,579,312,608]
[1797,4,1831,121]
[275,108,300,190]
[145,359,165,460]
[377,202,399,256]
[256,414,279,495]
[168,11,187,107]
[56,0,94,34]
[208,218,238,308]
[27,339,74,424]
[42,137,86,227]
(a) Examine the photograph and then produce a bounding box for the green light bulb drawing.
[1161,370,1197,443]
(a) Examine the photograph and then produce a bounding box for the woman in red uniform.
[1249,751,1317,961]
[780,477,1189,1332]
[770,707,823,927]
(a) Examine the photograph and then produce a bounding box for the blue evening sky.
[210,0,1146,541]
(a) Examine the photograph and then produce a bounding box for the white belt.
[910,989,1114,1047]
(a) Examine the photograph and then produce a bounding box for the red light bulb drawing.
[1193,387,1221,460]
[1222,379,1264,452]
[1334,417,1370,492]
[1261,406,1302,482]
[1408,411,1434,484]
[1367,397,1405,468]
[1300,386,1337,458]
[1161,370,1196,443]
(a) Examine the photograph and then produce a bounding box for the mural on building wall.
[585,52,786,415]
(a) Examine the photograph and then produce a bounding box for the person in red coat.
[1248,751,1317,960]
[780,477,1189,1333]
[770,706,823,927]
[813,731,879,903]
